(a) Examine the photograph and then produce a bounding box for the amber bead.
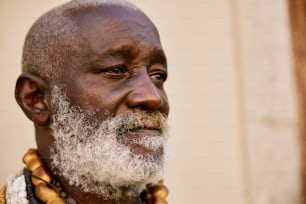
[31,166,52,186]
[151,197,168,204]
[23,149,38,163]
[149,185,169,199]
[35,183,58,202]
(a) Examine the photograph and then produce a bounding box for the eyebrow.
[95,43,167,67]
[96,44,135,59]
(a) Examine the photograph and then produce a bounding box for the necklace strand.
[23,149,169,204]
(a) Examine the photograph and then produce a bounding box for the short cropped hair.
[22,0,139,81]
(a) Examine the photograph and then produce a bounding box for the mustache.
[103,109,168,137]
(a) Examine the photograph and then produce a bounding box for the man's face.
[48,6,169,196]
[57,6,169,154]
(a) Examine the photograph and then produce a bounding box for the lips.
[119,127,164,155]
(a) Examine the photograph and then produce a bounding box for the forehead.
[70,5,161,49]
[54,5,165,81]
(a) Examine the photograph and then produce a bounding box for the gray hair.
[22,0,139,81]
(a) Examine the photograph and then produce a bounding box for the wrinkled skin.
[15,5,169,204]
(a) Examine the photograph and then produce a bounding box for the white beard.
[49,86,168,200]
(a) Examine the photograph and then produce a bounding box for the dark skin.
[15,5,169,204]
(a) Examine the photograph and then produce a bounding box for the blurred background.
[0,0,303,203]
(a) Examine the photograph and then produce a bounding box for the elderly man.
[1,0,170,203]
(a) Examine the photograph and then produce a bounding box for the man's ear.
[15,74,51,126]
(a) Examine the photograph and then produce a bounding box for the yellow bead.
[23,152,42,172]
[31,166,52,185]
[151,197,168,204]
[23,149,39,164]
[35,183,58,202]
[0,185,6,204]
[149,185,169,199]
[31,177,45,186]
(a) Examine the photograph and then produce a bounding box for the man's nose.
[126,73,165,112]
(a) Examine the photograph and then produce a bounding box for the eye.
[106,65,126,74]
[99,64,128,79]
[150,71,167,83]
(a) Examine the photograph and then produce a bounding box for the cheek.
[66,85,126,120]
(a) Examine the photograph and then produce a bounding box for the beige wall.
[0,0,301,203]
[232,1,301,203]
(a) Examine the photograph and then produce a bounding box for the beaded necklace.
[22,149,169,204]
